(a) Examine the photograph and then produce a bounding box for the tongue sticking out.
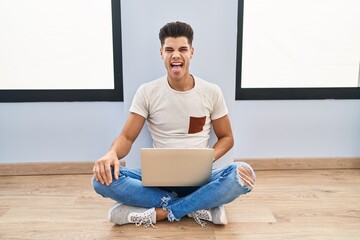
[171,65,182,73]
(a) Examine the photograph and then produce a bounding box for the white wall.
[0,0,359,167]
[233,100,360,158]
[0,102,124,163]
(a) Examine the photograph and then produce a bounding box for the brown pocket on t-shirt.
[188,116,206,134]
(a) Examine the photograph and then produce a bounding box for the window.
[0,0,123,102]
[236,0,360,100]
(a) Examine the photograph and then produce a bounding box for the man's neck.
[167,74,194,91]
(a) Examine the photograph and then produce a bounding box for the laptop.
[141,148,214,187]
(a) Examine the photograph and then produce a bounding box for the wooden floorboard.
[0,169,360,239]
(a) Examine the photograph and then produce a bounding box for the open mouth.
[170,62,183,73]
[171,62,183,67]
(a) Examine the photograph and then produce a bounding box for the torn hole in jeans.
[160,193,180,222]
[236,167,255,188]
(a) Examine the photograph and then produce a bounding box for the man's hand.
[92,113,145,186]
[92,152,120,186]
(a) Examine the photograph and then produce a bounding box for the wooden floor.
[1,169,360,240]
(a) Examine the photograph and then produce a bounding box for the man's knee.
[235,162,256,188]
[92,177,107,197]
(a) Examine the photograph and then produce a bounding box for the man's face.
[160,36,194,81]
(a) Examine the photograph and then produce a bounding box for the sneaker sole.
[218,205,228,225]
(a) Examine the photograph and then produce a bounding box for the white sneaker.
[188,205,228,227]
[108,203,156,227]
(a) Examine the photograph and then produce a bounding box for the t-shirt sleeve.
[129,85,149,118]
[210,85,229,120]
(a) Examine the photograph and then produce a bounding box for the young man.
[92,21,256,227]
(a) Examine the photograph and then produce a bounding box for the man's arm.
[93,112,145,185]
[212,115,234,161]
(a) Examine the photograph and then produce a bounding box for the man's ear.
[160,47,164,59]
[190,47,194,59]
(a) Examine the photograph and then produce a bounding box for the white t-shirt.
[130,75,228,148]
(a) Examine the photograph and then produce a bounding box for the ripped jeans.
[92,162,256,222]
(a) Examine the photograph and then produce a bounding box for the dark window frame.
[0,0,123,102]
[235,0,360,100]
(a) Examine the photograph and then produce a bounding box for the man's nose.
[172,51,180,58]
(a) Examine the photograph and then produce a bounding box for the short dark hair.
[159,21,194,46]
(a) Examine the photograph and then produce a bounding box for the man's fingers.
[92,165,97,181]
[113,161,120,180]
[97,163,106,185]
[92,159,119,185]
[104,163,113,185]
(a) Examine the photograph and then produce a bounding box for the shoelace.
[192,210,211,227]
[129,209,156,228]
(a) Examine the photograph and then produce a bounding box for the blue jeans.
[92,162,256,221]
